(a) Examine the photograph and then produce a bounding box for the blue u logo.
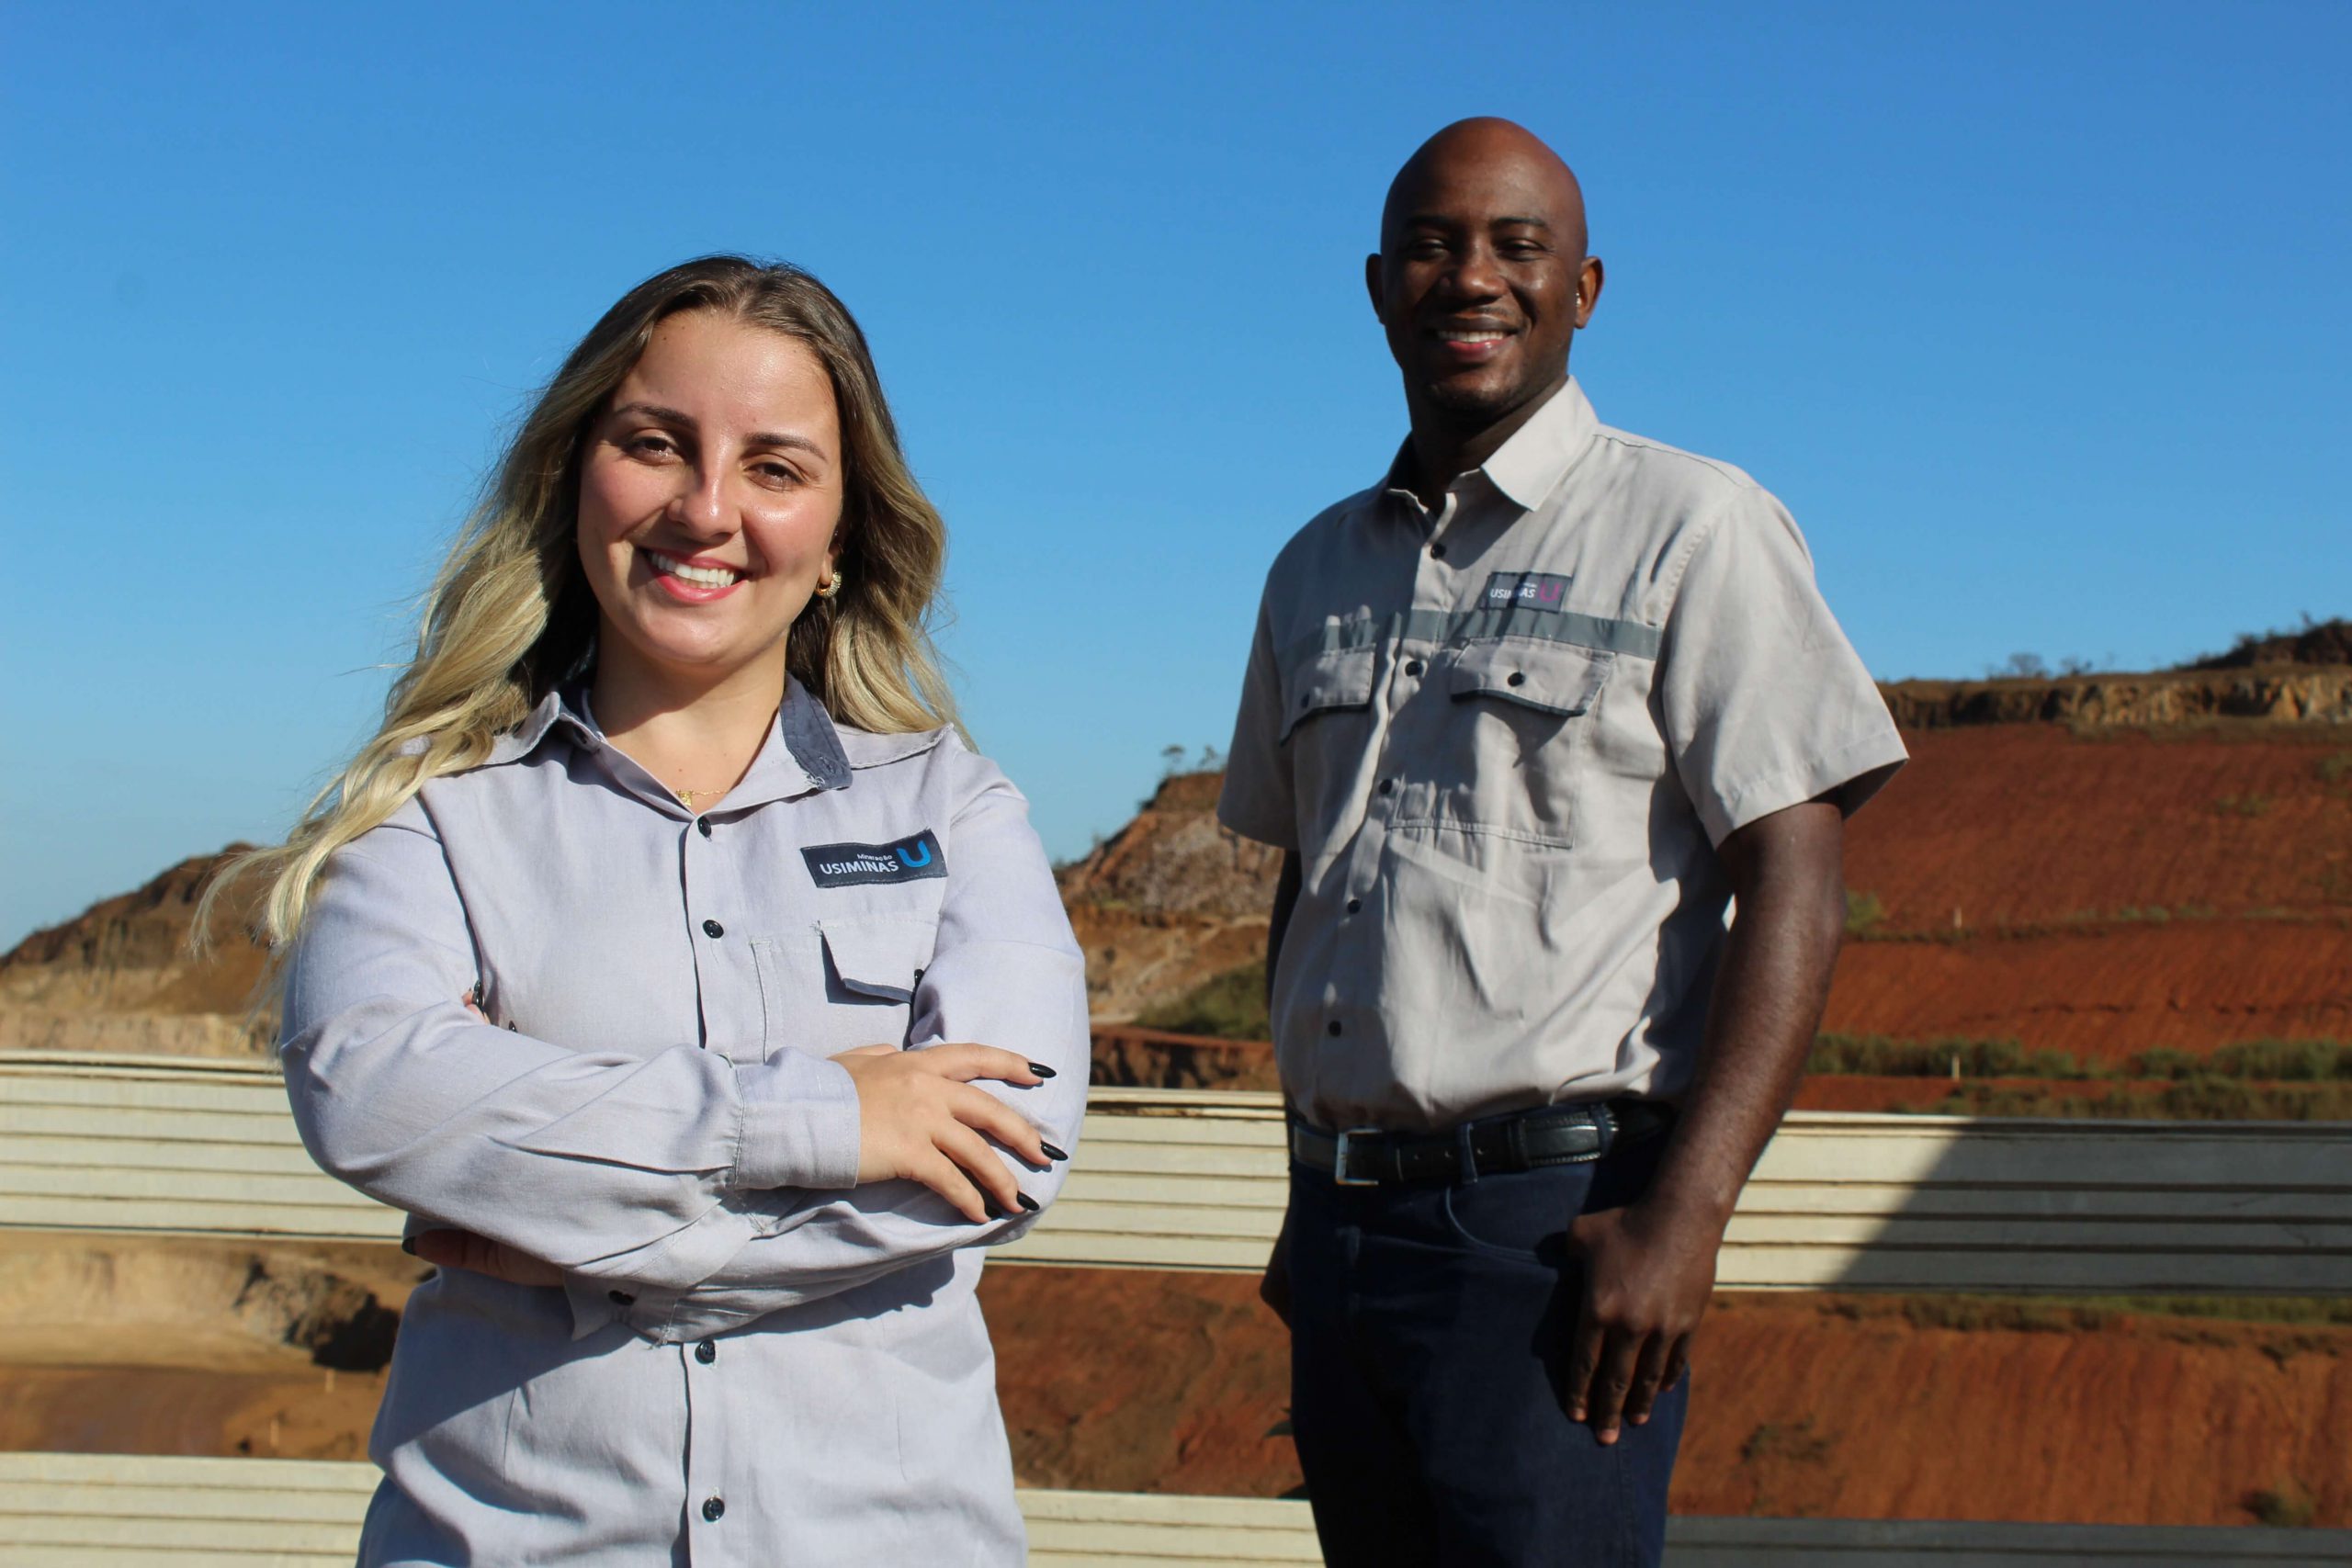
[895,839,933,869]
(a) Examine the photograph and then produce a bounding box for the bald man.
[1216,119,1906,1565]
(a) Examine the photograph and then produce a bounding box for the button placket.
[683,1337,728,1553]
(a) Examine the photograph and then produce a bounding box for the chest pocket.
[1279,645,1376,740]
[1279,645,1377,849]
[1414,638,1612,848]
[758,914,940,1059]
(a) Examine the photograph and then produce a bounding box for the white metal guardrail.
[4,1453,2348,1566]
[6,1052,2350,1292]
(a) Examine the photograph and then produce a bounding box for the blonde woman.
[222,256,1089,1563]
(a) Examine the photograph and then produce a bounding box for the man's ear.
[1364,253,1385,322]
[1574,255,1606,328]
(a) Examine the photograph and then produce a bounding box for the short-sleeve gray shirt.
[1218,379,1906,1131]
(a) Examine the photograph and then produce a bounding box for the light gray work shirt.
[1219,378,1906,1131]
[279,678,1090,1567]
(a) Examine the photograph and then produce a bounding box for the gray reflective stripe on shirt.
[1280,604,1662,671]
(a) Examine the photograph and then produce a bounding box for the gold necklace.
[674,784,720,809]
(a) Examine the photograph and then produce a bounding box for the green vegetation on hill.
[1132,960,1269,1040]
[2183,615,2352,671]
[1915,1080,2352,1121]
[1809,1033,2352,1082]
[1850,1293,2352,1333]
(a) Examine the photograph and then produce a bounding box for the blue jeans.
[1285,1129,1688,1567]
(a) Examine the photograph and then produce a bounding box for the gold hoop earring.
[814,570,844,601]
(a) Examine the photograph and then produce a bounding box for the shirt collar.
[480,677,854,802]
[483,689,573,766]
[1379,377,1600,513]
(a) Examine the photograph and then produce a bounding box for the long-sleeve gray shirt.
[279,679,1091,1566]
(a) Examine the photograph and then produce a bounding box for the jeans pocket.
[1438,1165,1591,1264]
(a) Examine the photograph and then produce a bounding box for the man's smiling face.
[1368,120,1596,434]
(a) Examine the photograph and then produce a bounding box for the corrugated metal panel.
[6,1454,2348,1566]
[6,1055,2350,1292]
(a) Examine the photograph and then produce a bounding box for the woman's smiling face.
[575,310,844,689]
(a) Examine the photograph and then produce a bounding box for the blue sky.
[3,1,2346,947]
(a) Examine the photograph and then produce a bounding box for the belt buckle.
[1331,1126,1385,1187]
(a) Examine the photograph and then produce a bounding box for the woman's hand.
[831,1043,1059,1222]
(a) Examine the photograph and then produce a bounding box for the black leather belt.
[1290,1099,1674,1187]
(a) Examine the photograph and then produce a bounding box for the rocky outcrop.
[1056,771,1283,918]
[0,849,274,1056]
[1057,772,1283,1022]
[1880,665,2352,729]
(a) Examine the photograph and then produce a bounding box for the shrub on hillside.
[1809,1034,2070,1078]
[2183,615,2352,671]
[1842,889,1886,938]
[1134,960,1270,1041]
[1908,1079,2352,1121]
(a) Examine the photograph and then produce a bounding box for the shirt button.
[695,1340,717,1365]
[1507,671,1526,687]
[702,919,725,939]
[1327,1020,1342,1036]
[1378,778,1395,795]
[702,1496,726,1523]
[1404,660,1425,676]
[1430,543,1448,559]
[608,1290,634,1305]
[696,817,713,838]
[1346,898,1362,914]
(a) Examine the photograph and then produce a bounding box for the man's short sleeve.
[1658,486,1907,848]
[1216,584,1297,850]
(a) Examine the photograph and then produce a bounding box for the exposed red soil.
[28,1272,2335,1529]
[1067,904,1270,1023]
[1057,772,1283,920]
[1824,919,2352,1058]
[1675,1293,2352,1527]
[988,1273,2352,1528]
[1844,725,2352,933]
[986,1269,1299,1496]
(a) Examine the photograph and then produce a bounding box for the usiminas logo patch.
[802,829,947,888]
[1482,570,1572,613]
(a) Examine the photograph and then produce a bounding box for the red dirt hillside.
[981,1269,2352,1528]
[1054,659,2352,1065]
[1840,725,2351,933]
[1826,720,2352,1056]
[13,1240,2342,1530]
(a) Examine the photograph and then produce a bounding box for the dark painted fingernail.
[1027,1062,1057,1078]
[1016,1193,1040,1213]
[1040,1142,1069,1163]
[982,1200,1004,1222]
[400,1236,418,1256]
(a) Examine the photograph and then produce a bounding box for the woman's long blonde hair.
[207,255,958,957]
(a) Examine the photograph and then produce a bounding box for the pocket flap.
[1279,646,1377,741]
[1445,640,1612,718]
[819,916,936,1004]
